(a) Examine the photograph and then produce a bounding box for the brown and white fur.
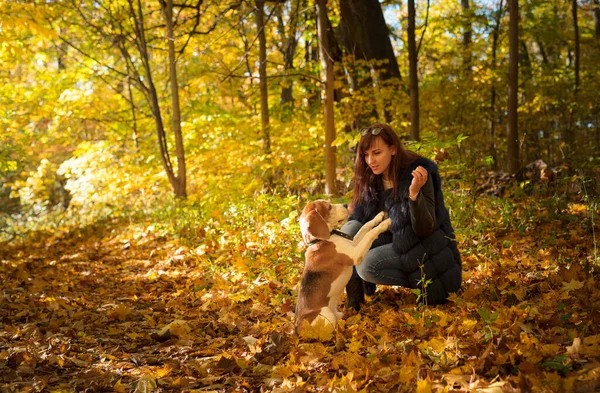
[295,200,391,332]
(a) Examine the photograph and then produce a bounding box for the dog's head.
[299,200,349,244]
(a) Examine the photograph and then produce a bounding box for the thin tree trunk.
[595,0,600,39]
[507,0,519,174]
[595,0,600,152]
[408,0,420,141]
[489,0,503,170]
[564,0,579,162]
[461,0,472,76]
[317,0,336,196]
[130,0,179,195]
[275,0,300,106]
[256,0,271,155]
[572,0,580,93]
[163,0,186,198]
[127,75,139,153]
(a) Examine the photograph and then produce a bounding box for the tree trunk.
[255,0,271,155]
[162,0,186,198]
[408,0,420,141]
[131,0,181,197]
[565,0,579,163]
[339,0,402,125]
[489,0,503,170]
[572,0,580,93]
[127,75,139,153]
[275,0,300,106]
[461,0,472,76]
[595,0,600,40]
[507,0,519,174]
[317,0,337,196]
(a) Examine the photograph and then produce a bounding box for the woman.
[343,123,461,309]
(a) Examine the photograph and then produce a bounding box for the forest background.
[1,0,600,392]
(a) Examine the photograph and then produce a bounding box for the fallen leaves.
[1,194,600,392]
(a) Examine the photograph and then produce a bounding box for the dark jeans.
[342,220,408,309]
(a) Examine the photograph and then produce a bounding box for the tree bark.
[489,0,503,170]
[339,0,401,80]
[572,0,580,93]
[461,0,472,76]
[339,0,402,125]
[162,0,187,198]
[129,0,181,197]
[127,75,139,153]
[275,0,300,106]
[507,0,519,174]
[255,0,271,155]
[408,0,420,141]
[595,0,600,40]
[317,0,337,196]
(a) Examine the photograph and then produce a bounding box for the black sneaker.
[346,268,365,311]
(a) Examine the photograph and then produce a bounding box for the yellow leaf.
[460,319,478,331]
[299,318,334,341]
[155,364,172,378]
[107,327,123,336]
[399,365,416,383]
[156,319,191,339]
[229,292,251,303]
[561,279,584,293]
[114,379,126,393]
[432,310,450,327]
[111,303,131,321]
[419,337,446,353]
[231,255,250,273]
[134,375,157,393]
[126,332,145,341]
[347,340,362,353]
[416,379,432,393]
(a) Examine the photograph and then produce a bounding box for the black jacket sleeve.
[408,175,435,237]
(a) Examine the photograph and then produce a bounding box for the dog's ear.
[300,210,330,243]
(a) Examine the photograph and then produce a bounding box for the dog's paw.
[378,218,392,232]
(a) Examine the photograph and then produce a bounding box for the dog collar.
[306,239,322,247]
[330,229,353,241]
[306,229,353,247]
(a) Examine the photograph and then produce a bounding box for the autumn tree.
[48,0,230,198]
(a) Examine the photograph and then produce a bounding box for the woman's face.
[363,137,396,178]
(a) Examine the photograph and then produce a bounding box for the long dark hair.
[352,123,420,205]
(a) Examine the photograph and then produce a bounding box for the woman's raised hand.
[409,166,428,200]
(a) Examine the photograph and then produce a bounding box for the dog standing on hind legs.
[295,200,391,333]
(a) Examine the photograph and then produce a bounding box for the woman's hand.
[409,166,428,200]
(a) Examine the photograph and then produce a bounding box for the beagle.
[295,200,391,333]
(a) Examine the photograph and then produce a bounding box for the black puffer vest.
[350,157,461,304]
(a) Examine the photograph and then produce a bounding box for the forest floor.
[1,190,600,392]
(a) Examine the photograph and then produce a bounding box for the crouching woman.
[343,123,462,309]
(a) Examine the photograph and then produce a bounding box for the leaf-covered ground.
[1,193,600,392]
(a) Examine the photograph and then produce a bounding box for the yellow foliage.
[299,318,335,341]
[416,379,433,393]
